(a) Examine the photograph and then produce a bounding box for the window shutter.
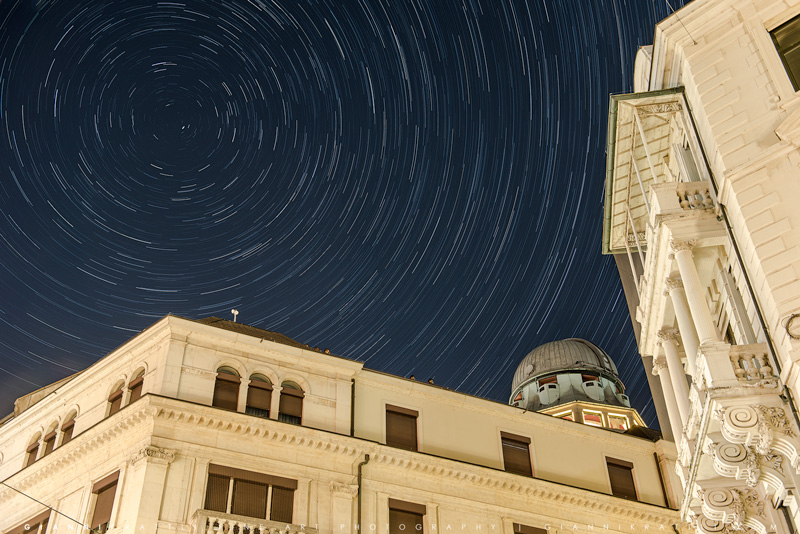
[232,479,268,518]
[61,419,75,446]
[43,432,56,456]
[108,389,123,416]
[270,486,294,523]
[247,381,272,411]
[389,509,423,534]
[386,407,418,451]
[7,511,51,534]
[91,481,118,529]
[204,474,230,512]
[25,442,39,467]
[279,390,303,418]
[607,459,637,500]
[213,375,240,411]
[128,377,144,403]
[501,434,532,477]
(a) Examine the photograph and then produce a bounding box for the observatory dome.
[511,338,619,392]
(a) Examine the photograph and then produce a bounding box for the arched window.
[61,411,77,446]
[278,382,304,425]
[246,374,272,418]
[25,434,41,467]
[213,367,241,411]
[108,383,124,417]
[128,369,145,404]
[42,423,58,457]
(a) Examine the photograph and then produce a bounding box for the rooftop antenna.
[231,309,239,323]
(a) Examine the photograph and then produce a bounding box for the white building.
[0,315,679,534]
[603,1,800,533]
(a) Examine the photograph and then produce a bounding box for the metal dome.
[510,338,620,392]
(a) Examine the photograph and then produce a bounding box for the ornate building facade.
[0,316,679,534]
[603,1,800,534]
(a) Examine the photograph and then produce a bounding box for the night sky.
[0,0,688,424]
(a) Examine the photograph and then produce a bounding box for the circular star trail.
[0,0,688,424]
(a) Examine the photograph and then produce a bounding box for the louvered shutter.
[204,474,230,512]
[607,459,637,500]
[43,432,56,455]
[61,418,75,446]
[232,479,268,518]
[270,486,294,523]
[389,505,424,534]
[108,389,123,416]
[213,374,240,411]
[386,406,418,451]
[279,389,303,418]
[247,381,272,413]
[26,441,39,467]
[128,376,144,403]
[501,433,532,477]
[91,479,118,529]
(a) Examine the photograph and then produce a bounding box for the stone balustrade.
[675,183,713,210]
[729,344,772,382]
[191,510,316,534]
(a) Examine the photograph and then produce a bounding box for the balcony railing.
[191,510,316,534]
[675,183,713,211]
[729,344,773,383]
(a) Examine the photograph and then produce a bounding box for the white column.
[270,385,282,419]
[664,277,700,376]
[652,356,684,441]
[671,240,720,344]
[657,329,690,426]
[238,378,250,413]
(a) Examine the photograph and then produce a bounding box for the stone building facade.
[603,1,800,533]
[0,316,678,534]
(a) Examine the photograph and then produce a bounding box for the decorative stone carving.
[652,356,668,376]
[664,277,684,296]
[699,488,767,534]
[329,482,358,496]
[658,328,681,344]
[129,445,176,465]
[637,102,682,115]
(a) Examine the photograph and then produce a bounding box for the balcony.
[191,510,316,534]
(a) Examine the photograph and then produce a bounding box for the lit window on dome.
[608,414,629,430]
[582,410,604,427]
[553,410,573,421]
[514,392,523,402]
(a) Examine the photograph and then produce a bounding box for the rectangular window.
[513,524,547,534]
[246,381,272,418]
[501,432,532,477]
[583,411,604,427]
[61,419,75,446]
[108,389,123,416]
[42,432,56,456]
[128,377,144,404]
[386,405,418,451]
[205,464,297,523]
[213,375,240,411]
[389,499,425,534]
[608,414,629,430]
[26,441,39,467]
[91,471,119,534]
[278,388,303,424]
[772,15,800,91]
[7,510,50,534]
[606,458,637,500]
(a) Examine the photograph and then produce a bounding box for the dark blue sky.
[0,0,688,423]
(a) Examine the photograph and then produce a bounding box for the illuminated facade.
[603,1,800,534]
[0,315,679,534]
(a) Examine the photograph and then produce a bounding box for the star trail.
[0,0,688,425]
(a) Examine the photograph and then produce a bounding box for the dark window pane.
[205,474,230,512]
[607,460,637,500]
[772,15,800,90]
[108,389,123,416]
[232,479,267,519]
[270,486,294,523]
[389,509,423,534]
[386,411,417,451]
[128,377,144,403]
[61,420,75,446]
[279,391,303,420]
[502,438,532,477]
[91,482,117,530]
[247,383,271,415]
[26,443,39,467]
[213,377,240,411]
[43,433,56,456]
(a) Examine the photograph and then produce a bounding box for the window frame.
[204,464,297,523]
[107,385,124,417]
[278,382,304,425]
[25,436,40,467]
[388,498,425,534]
[6,510,51,534]
[212,367,241,411]
[771,13,800,91]
[606,457,638,501]
[90,471,120,534]
[385,404,419,451]
[500,431,533,477]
